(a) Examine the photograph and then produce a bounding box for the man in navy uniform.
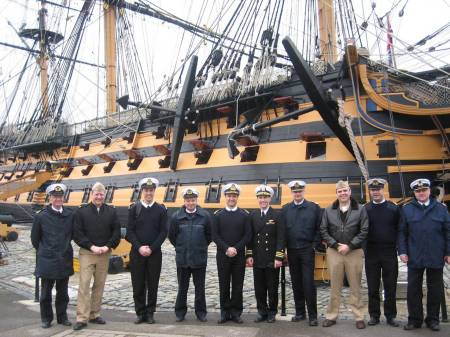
[31,183,74,329]
[126,177,168,324]
[282,180,321,326]
[399,178,450,332]
[246,185,285,323]
[364,178,400,327]
[169,188,212,322]
[213,183,251,324]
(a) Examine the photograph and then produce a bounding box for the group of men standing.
[31,176,449,332]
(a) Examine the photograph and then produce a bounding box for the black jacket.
[168,206,212,268]
[246,207,285,268]
[320,198,369,250]
[31,206,74,279]
[212,207,251,255]
[126,201,168,252]
[282,200,321,249]
[73,202,121,250]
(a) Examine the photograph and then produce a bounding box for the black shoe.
[368,317,380,326]
[73,322,87,331]
[426,323,440,331]
[58,319,72,326]
[89,316,106,324]
[231,316,243,324]
[217,314,228,324]
[404,323,421,330]
[322,319,336,327]
[175,315,185,322]
[197,315,207,322]
[386,318,399,327]
[147,313,155,324]
[291,314,306,322]
[254,315,267,323]
[134,316,148,324]
[266,315,276,323]
[41,321,51,329]
[309,319,318,326]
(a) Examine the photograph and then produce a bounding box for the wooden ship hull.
[0,0,449,225]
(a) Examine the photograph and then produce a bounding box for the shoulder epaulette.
[241,208,250,214]
[159,203,167,210]
[128,202,135,209]
[79,203,88,208]
[214,209,222,215]
[36,208,44,214]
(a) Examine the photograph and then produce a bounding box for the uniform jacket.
[282,200,321,249]
[126,201,168,252]
[212,207,251,256]
[31,206,74,279]
[168,206,212,268]
[246,207,285,268]
[73,202,121,250]
[398,198,450,268]
[320,198,369,250]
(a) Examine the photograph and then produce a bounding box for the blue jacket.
[168,206,212,268]
[398,198,450,268]
[282,200,321,249]
[31,206,74,279]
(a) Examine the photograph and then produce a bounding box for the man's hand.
[90,245,102,255]
[100,246,110,254]
[444,256,450,264]
[400,254,409,263]
[226,247,237,257]
[138,246,151,257]
[274,260,283,269]
[246,257,253,267]
[337,244,350,255]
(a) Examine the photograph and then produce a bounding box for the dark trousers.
[40,277,69,323]
[365,245,398,319]
[130,249,162,317]
[216,252,246,318]
[175,266,207,318]
[253,267,280,317]
[407,267,443,326]
[287,247,317,319]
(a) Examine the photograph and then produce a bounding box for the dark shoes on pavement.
[254,314,267,323]
[134,315,148,324]
[197,315,207,322]
[266,315,276,323]
[41,321,51,329]
[322,319,336,327]
[175,315,185,322]
[291,314,306,322]
[368,317,380,326]
[386,318,399,327]
[426,323,440,331]
[356,320,366,329]
[58,319,72,326]
[403,323,422,330]
[309,318,318,326]
[89,316,106,324]
[73,322,87,331]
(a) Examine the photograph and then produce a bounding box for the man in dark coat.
[282,180,321,326]
[73,182,121,331]
[126,177,168,324]
[213,183,251,324]
[168,187,212,323]
[246,184,285,323]
[364,178,400,327]
[31,183,73,329]
[399,178,450,332]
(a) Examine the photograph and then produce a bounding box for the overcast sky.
[1,0,449,124]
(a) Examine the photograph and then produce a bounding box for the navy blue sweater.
[364,200,400,248]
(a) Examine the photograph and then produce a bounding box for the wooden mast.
[38,0,49,118]
[317,0,337,64]
[104,1,117,115]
